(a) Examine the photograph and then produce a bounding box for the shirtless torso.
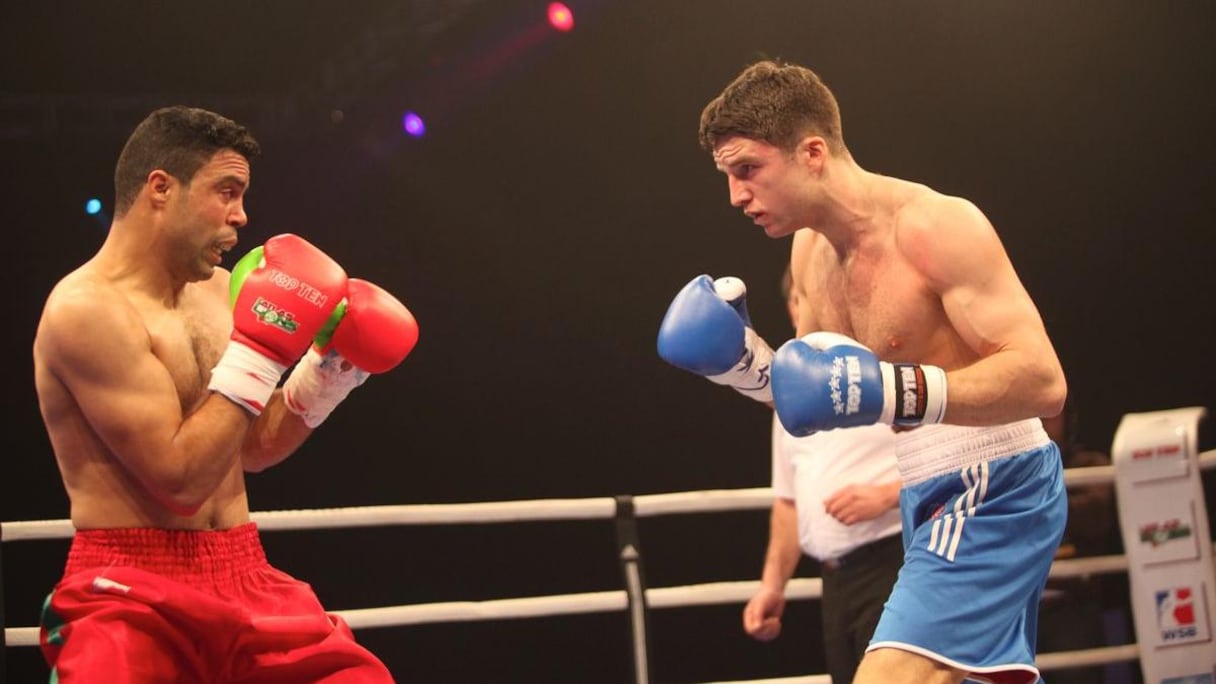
[34,263,251,530]
[787,174,1060,428]
[791,177,973,366]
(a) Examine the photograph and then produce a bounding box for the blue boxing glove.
[657,275,774,402]
[772,332,947,436]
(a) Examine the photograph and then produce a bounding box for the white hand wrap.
[706,327,774,403]
[208,340,288,415]
[282,347,369,428]
[880,362,948,426]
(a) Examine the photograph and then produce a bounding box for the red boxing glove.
[323,278,419,373]
[284,278,419,426]
[209,234,348,414]
[228,234,348,364]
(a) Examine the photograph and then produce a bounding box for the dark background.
[3,1,1214,682]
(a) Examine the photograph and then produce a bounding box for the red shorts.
[40,524,394,683]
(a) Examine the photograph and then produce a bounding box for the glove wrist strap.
[283,347,369,428]
[707,328,774,403]
[208,340,289,415]
[887,363,948,426]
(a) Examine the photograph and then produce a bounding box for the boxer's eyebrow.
[713,143,754,172]
[715,153,759,176]
[212,175,249,195]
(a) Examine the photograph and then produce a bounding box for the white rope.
[5,451,1213,541]
[0,498,620,542]
[1045,553,1126,577]
[5,558,1124,642]
[336,590,629,629]
[633,488,774,517]
[648,578,823,610]
[1034,643,1141,669]
[6,629,38,647]
[0,554,1164,647]
[0,489,775,542]
[0,518,73,542]
[252,497,617,529]
[4,449,1213,676]
[1057,463,1117,487]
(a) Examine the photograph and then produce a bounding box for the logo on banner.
[1140,519,1193,547]
[1123,435,1191,483]
[1156,587,1200,642]
[1131,443,1184,460]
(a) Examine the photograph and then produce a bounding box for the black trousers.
[819,534,905,684]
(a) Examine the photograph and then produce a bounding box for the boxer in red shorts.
[32,106,418,682]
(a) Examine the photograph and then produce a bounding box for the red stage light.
[547,2,574,32]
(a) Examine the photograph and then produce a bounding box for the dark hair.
[699,59,845,155]
[113,106,261,217]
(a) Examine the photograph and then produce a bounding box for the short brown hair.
[113,106,260,217]
[699,60,845,155]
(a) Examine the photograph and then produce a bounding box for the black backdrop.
[3,1,1214,682]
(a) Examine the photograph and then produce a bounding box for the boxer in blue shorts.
[871,423,1067,684]
[658,59,1067,683]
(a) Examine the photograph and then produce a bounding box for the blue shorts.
[869,440,1066,684]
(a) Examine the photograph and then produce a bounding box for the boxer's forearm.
[242,391,312,473]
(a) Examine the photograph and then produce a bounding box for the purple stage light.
[402,111,426,137]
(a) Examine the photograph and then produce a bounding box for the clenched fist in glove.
[772,331,947,436]
[283,278,419,427]
[657,274,774,402]
[209,234,347,414]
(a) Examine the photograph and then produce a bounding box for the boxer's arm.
[759,497,801,592]
[745,423,801,639]
[903,196,1066,424]
[37,283,250,516]
[658,275,775,403]
[190,268,310,473]
[244,278,420,472]
[241,391,312,473]
[824,479,901,526]
[743,497,799,641]
[788,229,817,338]
[765,420,803,591]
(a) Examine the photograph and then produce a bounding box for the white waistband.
[895,418,1050,486]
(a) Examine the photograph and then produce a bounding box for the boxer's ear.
[797,136,828,174]
[147,169,174,209]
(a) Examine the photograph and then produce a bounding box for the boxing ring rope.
[4,449,1215,682]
